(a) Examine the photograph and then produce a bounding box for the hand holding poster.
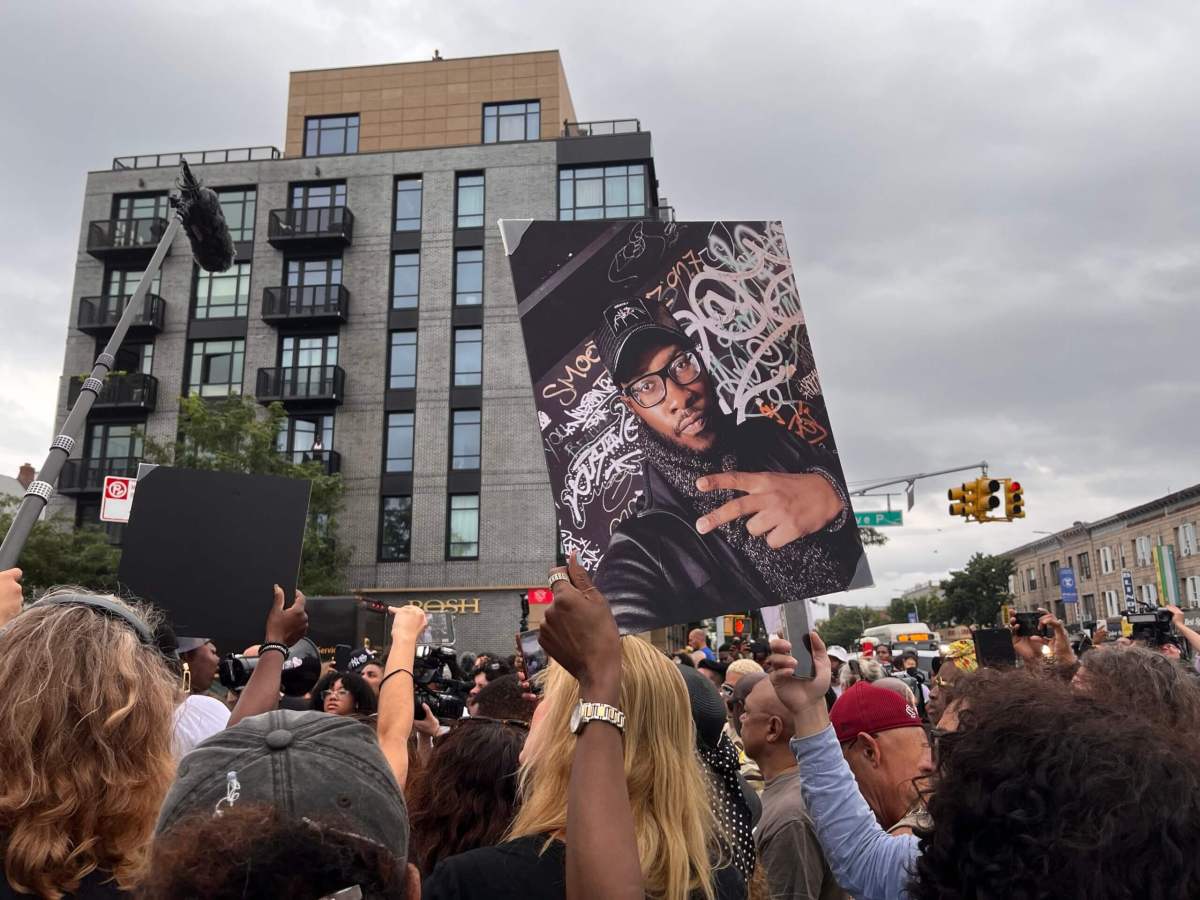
[503,219,871,634]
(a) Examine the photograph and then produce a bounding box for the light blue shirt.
[789,725,920,900]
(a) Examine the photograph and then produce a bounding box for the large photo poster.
[502,219,871,633]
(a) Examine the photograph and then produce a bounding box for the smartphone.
[333,644,352,672]
[779,599,816,680]
[518,629,549,685]
[419,611,455,646]
[973,628,1017,668]
[1014,611,1047,638]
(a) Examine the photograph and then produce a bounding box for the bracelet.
[379,668,414,692]
[259,642,289,659]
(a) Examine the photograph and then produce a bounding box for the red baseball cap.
[830,682,923,744]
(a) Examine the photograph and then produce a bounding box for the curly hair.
[310,670,378,715]
[1075,643,1200,731]
[0,591,178,898]
[472,674,536,722]
[141,803,407,898]
[406,717,526,876]
[911,671,1200,900]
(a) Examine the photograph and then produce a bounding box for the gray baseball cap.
[156,709,408,859]
[176,636,212,654]
[592,297,692,384]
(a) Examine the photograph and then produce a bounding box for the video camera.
[1128,608,1175,647]
[218,637,321,697]
[413,644,470,720]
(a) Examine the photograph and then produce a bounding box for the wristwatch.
[569,700,626,735]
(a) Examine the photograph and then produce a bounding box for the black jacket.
[596,418,862,634]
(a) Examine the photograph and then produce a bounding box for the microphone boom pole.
[0,161,233,570]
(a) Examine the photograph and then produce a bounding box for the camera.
[218,637,321,697]
[413,644,470,720]
[1128,609,1174,646]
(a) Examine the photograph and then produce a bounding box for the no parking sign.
[100,476,135,523]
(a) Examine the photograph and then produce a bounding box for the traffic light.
[948,482,975,519]
[724,614,750,637]
[1004,479,1025,519]
[971,478,1001,520]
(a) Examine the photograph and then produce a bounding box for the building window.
[1103,590,1120,617]
[453,327,483,387]
[109,340,153,375]
[218,188,256,242]
[454,249,483,306]
[483,101,540,143]
[277,414,334,463]
[392,252,420,309]
[1135,536,1152,567]
[394,177,422,231]
[1139,583,1158,604]
[1078,551,1091,580]
[380,496,412,562]
[193,262,251,320]
[1185,576,1200,607]
[104,267,160,300]
[304,115,360,157]
[1081,593,1096,619]
[447,494,480,559]
[451,409,481,470]
[1049,560,1060,584]
[187,339,244,397]
[456,173,484,229]
[559,164,647,220]
[287,257,342,310]
[113,193,169,221]
[86,422,143,462]
[1099,546,1114,575]
[389,332,417,389]
[1027,567,1037,591]
[385,412,415,473]
[291,182,347,209]
[1179,523,1197,558]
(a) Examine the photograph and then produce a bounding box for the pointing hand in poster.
[695,471,846,548]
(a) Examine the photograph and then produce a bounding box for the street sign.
[1121,570,1136,614]
[854,510,903,527]
[1058,567,1078,604]
[100,475,135,523]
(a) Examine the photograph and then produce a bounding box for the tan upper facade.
[1002,484,1200,623]
[285,50,577,156]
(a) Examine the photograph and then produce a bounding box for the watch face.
[569,702,583,734]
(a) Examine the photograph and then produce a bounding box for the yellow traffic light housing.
[1004,479,1025,519]
[948,482,975,518]
[972,478,1001,521]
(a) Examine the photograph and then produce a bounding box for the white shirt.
[172,693,231,757]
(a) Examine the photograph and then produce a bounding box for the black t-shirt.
[421,834,745,900]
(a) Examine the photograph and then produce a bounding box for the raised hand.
[539,552,620,696]
[695,471,844,547]
[388,603,428,643]
[766,631,832,716]
[265,584,308,646]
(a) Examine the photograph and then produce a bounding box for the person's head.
[910,675,1200,899]
[831,682,932,829]
[927,639,978,724]
[875,644,893,665]
[179,636,220,693]
[407,716,527,876]
[512,636,719,900]
[359,661,384,692]
[839,655,884,690]
[718,642,735,664]
[1072,643,1200,731]
[672,650,697,667]
[1158,638,1183,660]
[826,644,849,676]
[687,628,708,650]
[739,676,797,765]
[721,657,764,699]
[311,671,377,716]
[469,659,512,701]
[726,671,766,737]
[901,651,919,672]
[149,710,418,899]
[0,590,178,896]
[471,673,537,722]
[873,676,918,707]
[696,657,728,689]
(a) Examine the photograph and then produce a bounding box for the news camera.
[218,637,321,697]
[413,644,470,720]
[1128,608,1175,647]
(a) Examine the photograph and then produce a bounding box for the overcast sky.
[2,0,1196,607]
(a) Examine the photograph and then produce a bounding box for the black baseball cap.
[593,297,692,384]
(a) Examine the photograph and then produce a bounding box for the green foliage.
[858,527,888,547]
[815,604,890,649]
[0,496,120,600]
[143,395,350,594]
[885,594,950,629]
[939,552,1015,627]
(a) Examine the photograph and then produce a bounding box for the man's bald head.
[726,671,766,738]
[747,676,792,723]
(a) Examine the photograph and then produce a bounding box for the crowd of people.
[0,559,1198,899]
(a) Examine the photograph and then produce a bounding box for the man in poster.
[591,296,862,632]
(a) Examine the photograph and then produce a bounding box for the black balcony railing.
[77,294,165,335]
[262,285,349,325]
[256,366,346,405]
[280,448,342,474]
[561,119,641,137]
[67,373,158,414]
[87,217,170,257]
[59,456,141,495]
[267,207,354,247]
[113,146,281,170]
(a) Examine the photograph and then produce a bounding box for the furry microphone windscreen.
[177,161,235,272]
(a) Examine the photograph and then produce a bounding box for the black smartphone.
[518,629,549,686]
[1014,611,1045,638]
[974,628,1017,668]
[780,600,816,680]
[334,644,352,672]
[419,611,455,646]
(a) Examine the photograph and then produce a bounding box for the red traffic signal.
[733,618,746,635]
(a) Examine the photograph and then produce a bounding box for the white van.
[857,622,941,672]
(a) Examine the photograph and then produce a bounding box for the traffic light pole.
[848,461,989,497]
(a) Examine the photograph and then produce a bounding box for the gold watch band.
[577,700,626,732]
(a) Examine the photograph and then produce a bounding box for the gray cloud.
[2,0,1196,606]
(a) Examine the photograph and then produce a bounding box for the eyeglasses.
[929,727,950,764]
[322,689,350,701]
[622,349,703,409]
[719,683,734,697]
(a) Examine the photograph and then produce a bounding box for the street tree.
[940,552,1014,626]
[815,604,890,649]
[858,527,888,547]
[143,395,351,595]
[886,593,950,629]
[0,496,120,600]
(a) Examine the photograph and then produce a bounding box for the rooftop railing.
[112,146,282,170]
[561,119,642,137]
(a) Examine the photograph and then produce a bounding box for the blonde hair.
[0,590,178,898]
[507,636,718,900]
[725,658,764,679]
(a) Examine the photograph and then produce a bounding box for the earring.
[182,660,192,694]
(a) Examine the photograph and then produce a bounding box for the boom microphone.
[176,160,234,272]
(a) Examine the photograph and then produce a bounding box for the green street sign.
[854,510,903,527]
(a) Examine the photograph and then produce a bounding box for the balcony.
[58,456,141,496]
[112,145,281,170]
[67,373,158,415]
[267,207,354,249]
[87,217,170,260]
[256,365,346,407]
[280,449,342,475]
[262,285,349,327]
[76,294,165,336]
[561,119,641,137]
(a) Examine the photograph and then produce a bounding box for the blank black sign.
[118,467,310,655]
